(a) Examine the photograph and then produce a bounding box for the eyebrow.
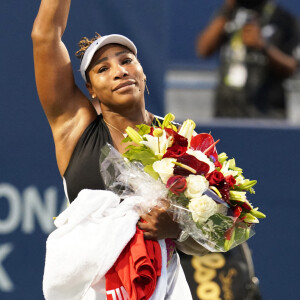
[92,50,132,68]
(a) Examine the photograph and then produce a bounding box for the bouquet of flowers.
[100,113,265,252]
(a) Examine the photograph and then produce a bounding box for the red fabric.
[105,227,162,300]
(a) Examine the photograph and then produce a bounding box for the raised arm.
[32,0,96,176]
[196,0,236,57]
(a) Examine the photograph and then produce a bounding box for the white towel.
[43,189,141,299]
[43,189,192,300]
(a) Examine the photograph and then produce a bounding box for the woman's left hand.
[137,207,181,240]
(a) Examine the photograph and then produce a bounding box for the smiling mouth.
[113,80,136,92]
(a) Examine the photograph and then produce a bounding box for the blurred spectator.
[196,0,300,119]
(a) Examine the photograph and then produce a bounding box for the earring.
[144,80,150,95]
[92,94,96,99]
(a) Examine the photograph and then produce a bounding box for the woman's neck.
[101,106,153,133]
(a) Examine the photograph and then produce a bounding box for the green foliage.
[196,213,234,251]
[144,164,159,180]
[123,146,158,166]
[168,192,190,207]
[136,124,151,136]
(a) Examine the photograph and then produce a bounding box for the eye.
[98,66,108,73]
[122,58,132,65]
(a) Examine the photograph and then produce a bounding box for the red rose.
[206,171,225,186]
[225,175,236,188]
[166,175,187,195]
[163,145,187,159]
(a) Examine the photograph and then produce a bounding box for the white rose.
[152,158,176,184]
[184,175,209,199]
[188,195,218,223]
[186,149,215,173]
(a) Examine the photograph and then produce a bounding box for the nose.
[114,64,128,80]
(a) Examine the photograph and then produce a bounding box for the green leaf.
[243,213,259,223]
[237,180,257,191]
[196,213,234,247]
[250,209,266,219]
[125,127,143,144]
[136,124,151,136]
[209,213,234,227]
[218,152,228,164]
[228,158,236,169]
[161,113,175,129]
[234,222,249,241]
[169,193,190,207]
[123,147,158,166]
[155,117,162,127]
[144,164,159,180]
[122,135,132,143]
[224,228,235,251]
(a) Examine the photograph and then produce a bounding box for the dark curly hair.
[75,32,101,61]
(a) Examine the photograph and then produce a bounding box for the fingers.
[140,206,166,220]
[143,232,156,240]
[137,220,158,240]
[137,207,180,240]
[137,220,149,230]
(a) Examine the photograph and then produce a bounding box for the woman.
[32,0,209,257]
[32,2,211,299]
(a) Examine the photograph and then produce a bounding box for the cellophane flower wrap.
[100,113,266,252]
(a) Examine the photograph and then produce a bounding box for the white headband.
[79,34,137,82]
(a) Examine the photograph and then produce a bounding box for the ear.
[86,82,96,99]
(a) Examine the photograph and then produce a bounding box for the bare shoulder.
[51,90,98,176]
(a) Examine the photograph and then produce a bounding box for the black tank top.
[64,114,165,202]
[64,114,112,202]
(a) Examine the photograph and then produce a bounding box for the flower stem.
[203,139,220,155]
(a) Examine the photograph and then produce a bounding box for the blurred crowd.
[196,0,300,119]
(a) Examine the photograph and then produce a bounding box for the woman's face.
[86,44,146,111]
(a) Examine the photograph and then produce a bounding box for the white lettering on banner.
[0,183,67,235]
[0,184,21,233]
[0,243,14,292]
[22,186,58,234]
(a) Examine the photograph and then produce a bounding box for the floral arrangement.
[101,113,266,252]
